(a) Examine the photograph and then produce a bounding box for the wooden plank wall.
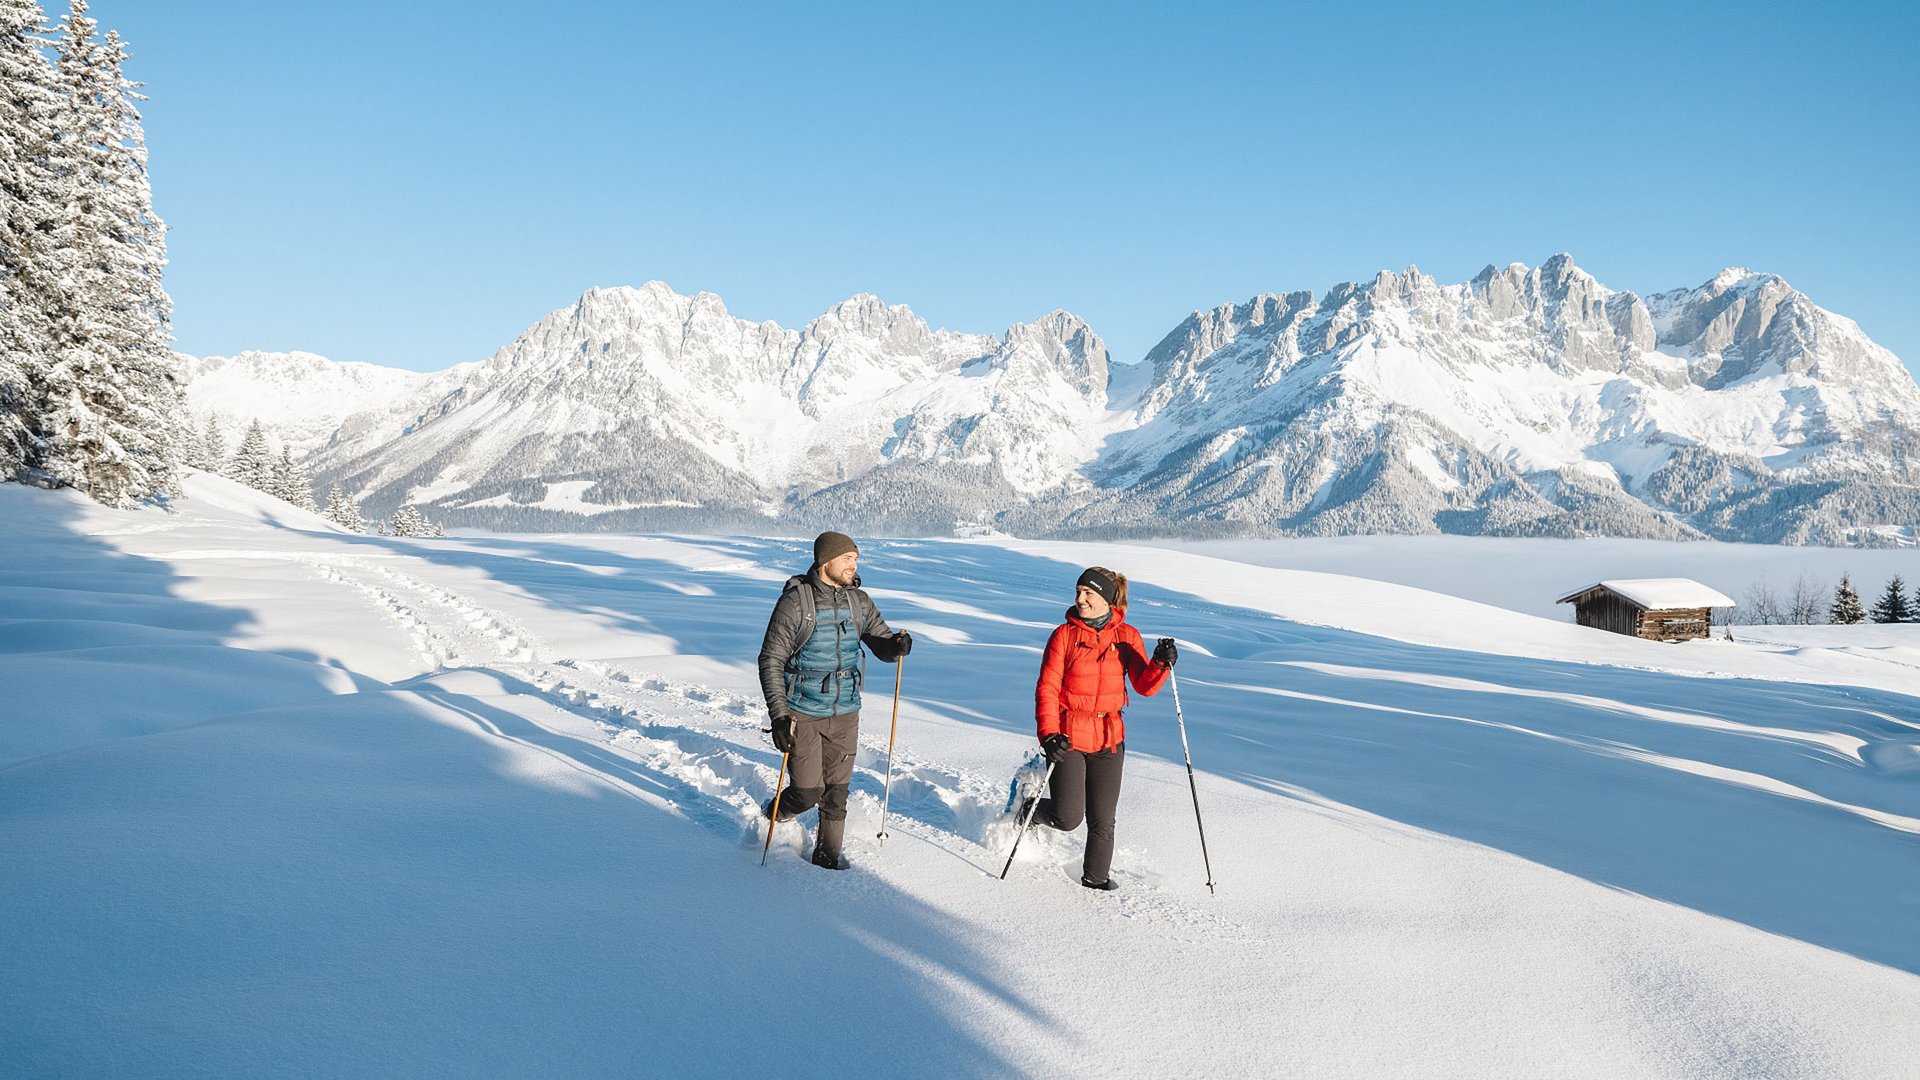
[1572,592,1641,636]
[1639,607,1710,641]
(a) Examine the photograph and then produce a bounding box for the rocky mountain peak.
[1001,310,1111,402]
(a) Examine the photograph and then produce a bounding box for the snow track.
[301,551,1146,890]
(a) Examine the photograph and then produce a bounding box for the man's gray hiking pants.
[774,710,859,863]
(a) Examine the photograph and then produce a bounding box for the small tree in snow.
[1830,574,1865,624]
[201,417,226,474]
[269,446,317,511]
[323,485,364,533]
[231,419,272,490]
[1870,575,1911,624]
[1786,573,1825,625]
[389,504,430,537]
[1741,578,1781,626]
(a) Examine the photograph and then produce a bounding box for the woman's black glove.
[1041,733,1072,762]
[769,714,795,754]
[893,630,913,657]
[1153,637,1178,668]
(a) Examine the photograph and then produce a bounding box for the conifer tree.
[33,2,177,503]
[389,504,426,538]
[1870,575,1911,624]
[201,416,226,474]
[232,419,272,491]
[323,485,364,532]
[0,0,62,479]
[270,446,316,511]
[1829,574,1865,625]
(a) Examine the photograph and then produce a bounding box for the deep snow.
[3,474,1918,1078]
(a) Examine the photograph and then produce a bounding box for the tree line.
[196,415,443,538]
[2,0,177,506]
[1740,572,1918,625]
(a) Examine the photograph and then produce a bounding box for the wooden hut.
[1555,578,1735,642]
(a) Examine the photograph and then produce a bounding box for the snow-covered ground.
[1160,534,1919,622]
[4,475,1918,1078]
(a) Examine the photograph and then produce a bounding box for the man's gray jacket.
[758,567,901,720]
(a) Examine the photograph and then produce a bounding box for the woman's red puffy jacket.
[1035,606,1170,753]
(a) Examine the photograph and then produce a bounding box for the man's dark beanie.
[1076,567,1119,607]
[814,531,859,566]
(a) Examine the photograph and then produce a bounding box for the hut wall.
[1638,607,1711,641]
[1573,593,1643,636]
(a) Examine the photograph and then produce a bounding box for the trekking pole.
[877,654,904,841]
[1167,663,1216,895]
[998,760,1058,880]
[761,750,790,867]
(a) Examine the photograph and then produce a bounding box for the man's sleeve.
[758,591,801,718]
[858,589,900,662]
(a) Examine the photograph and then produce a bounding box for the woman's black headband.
[1076,567,1118,607]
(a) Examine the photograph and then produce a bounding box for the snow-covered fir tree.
[201,416,226,474]
[322,485,364,532]
[175,413,204,470]
[0,0,63,481]
[1869,575,1911,624]
[232,419,272,490]
[270,446,316,511]
[1830,574,1865,624]
[388,504,436,538]
[27,1,178,504]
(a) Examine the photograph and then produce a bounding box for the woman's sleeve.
[1035,626,1068,739]
[1123,627,1170,697]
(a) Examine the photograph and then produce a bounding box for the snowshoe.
[1080,875,1118,892]
[1003,751,1049,819]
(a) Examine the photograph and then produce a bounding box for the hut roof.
[1555,578,1737,610]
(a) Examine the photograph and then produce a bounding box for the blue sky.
[107,1,1918,375]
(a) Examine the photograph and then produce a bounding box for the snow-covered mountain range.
[180,257,1920,543]
[180,350,471,457]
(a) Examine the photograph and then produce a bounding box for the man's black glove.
[1153,637,1178,669]
[1041,733,1072,762]
[893,630,912,657]
[769,714,794,754]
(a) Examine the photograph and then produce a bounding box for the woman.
[1025,566,1177,890]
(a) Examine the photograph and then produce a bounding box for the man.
[758,530,911,869]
